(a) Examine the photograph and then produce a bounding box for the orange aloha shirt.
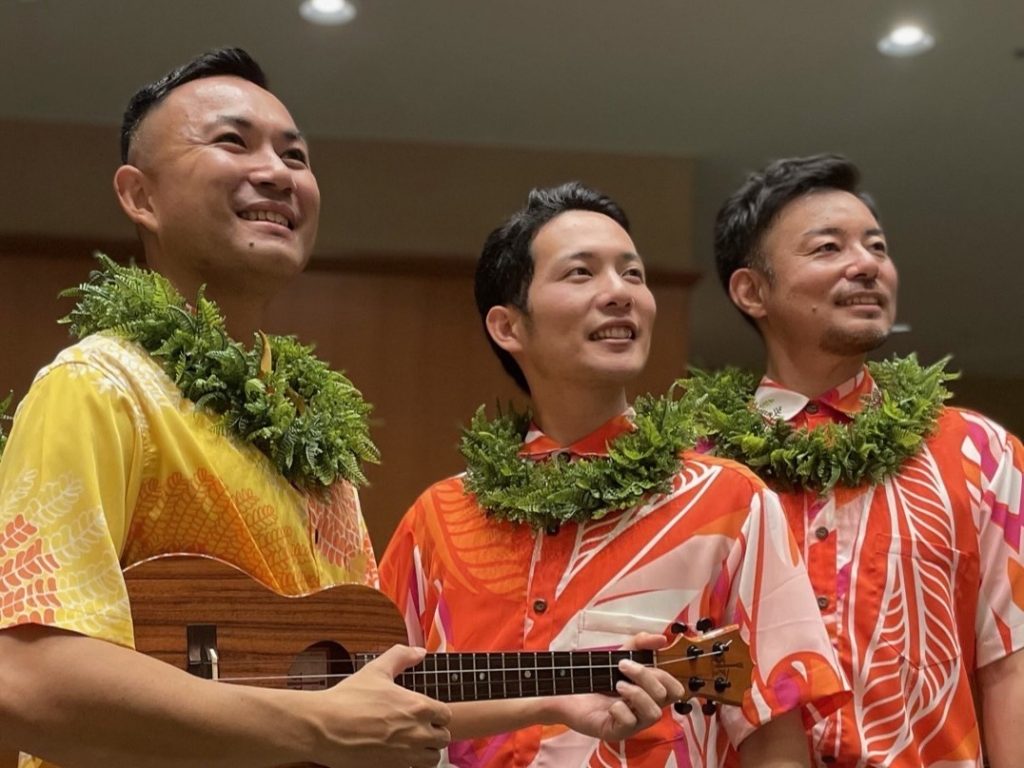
[380,411,849,768]
[0,334,378,768]
[755,367,1024,767]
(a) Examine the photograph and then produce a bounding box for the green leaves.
[60,254,378,489]
[460,396,695,528]
[677,356,955,494]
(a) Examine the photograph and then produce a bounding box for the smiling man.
[379,182,850,767]
[693,153,1024,767]
[0,47,454,768]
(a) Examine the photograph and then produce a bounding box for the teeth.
[839,297,880,306]
[591,326,634,340]
[240,210,291,228]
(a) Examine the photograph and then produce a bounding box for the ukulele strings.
[208,645,733,684]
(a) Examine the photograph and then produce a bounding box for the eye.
[282,147,310,168]
[813,241,841,254]
[565,265,592,279]
[870,240,888,255]
[214,132,246,147]
[623,266,646,283]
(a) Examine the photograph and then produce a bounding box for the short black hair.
[120,47,268,164]
[474,181,631,394]
[714,153,880,317]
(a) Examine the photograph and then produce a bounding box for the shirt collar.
[520,409,636,459]
[754,366,877,422]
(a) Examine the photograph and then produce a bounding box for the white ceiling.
[2,0,1022,375]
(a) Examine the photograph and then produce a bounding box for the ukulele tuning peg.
[695,617,714,632]
[701,700,718,716]
[673,700,694,716]
[670,621,689,635]
[714,676,732,693]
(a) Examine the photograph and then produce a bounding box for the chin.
[821,325,891,356]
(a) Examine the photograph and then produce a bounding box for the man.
[0,50,672,768]
[702,153,1024,767]
[380,182,850,767]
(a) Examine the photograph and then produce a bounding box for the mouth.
[589,324,637,341]
[238,208,295,230]
[836,294,885,308]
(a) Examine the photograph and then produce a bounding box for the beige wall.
[0,119,694,266]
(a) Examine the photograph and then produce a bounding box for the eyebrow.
[212,114,306,143]
[561,250,643,264]
[803,226,885,238]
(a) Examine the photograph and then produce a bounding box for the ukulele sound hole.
[286,641,352,691]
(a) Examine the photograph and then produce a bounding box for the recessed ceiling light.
[878,24,935,57]
[299,0,357,26]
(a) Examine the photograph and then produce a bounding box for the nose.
[600,271,634,311]
[249,148,295,194]
[845,243,880,282]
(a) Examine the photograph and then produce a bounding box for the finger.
[618,659,670,704]
[615,680,663,727]
[366,644,427,677]
[411,748,443,768]
[604,697,639,739]
[626,631,669,651]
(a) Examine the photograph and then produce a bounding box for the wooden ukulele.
[125,555,752,766]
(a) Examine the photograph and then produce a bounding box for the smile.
[837,295,883,307]
[239,210,294,230]
[590,326,635,341]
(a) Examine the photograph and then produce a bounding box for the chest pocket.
[862,533,979,669]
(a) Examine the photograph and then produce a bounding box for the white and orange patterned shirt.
[0,334,378,768]
[755,368,1024,767]
[380,412,849,767]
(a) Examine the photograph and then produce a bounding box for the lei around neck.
[678,355,955,494]
[60,254,379,490]
[459,392,695,528]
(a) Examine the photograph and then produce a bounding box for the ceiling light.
[878,24,935,57]
[299,0,357,26]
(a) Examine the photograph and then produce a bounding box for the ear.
[113,164,158,234]
[485,305,526,355]
[728,267,769,321]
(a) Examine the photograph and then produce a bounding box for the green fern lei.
[59,253,379,490]
[459,391,695,528]
[0,392,12,459]
[677,355,956,495]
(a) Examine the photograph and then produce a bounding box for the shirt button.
[817,595,829,610]
[546,522,561,536]
[822,757,837,765]
[805,402,819,414]
[533,599,548,614]
[815,526,829,541]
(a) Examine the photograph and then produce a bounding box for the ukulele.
[125,555,752,766]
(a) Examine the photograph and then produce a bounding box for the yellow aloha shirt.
[0,334,378,768]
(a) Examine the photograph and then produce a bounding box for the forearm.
[979,649,1024,768]
[449,698,558,740]
[0,625,321,768]
[738,710,809,768]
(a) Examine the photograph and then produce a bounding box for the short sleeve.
[0,359,146,647]
[962,412,1024,667]
[717,485,850,746]
[379,497,432,648]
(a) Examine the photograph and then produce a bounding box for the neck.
[527,382,629,446]
[762,341,865,399]
[148,262,270,341]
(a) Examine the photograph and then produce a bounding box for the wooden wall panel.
[1,243,696,553]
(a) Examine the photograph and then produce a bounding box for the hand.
[548,632,684,742]
[315,645,451,768]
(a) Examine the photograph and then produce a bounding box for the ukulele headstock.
[656,624,751,707]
